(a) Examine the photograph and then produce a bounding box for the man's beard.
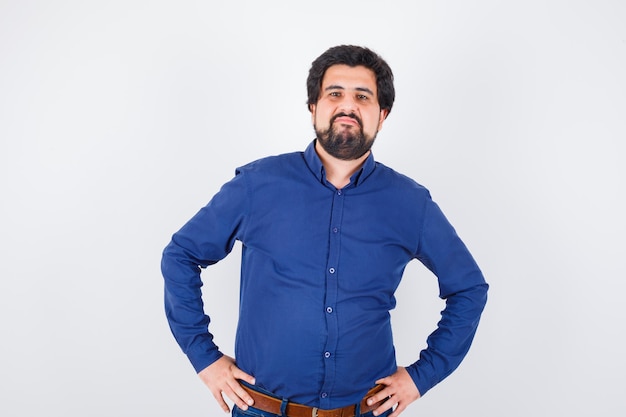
[315,113,377,161]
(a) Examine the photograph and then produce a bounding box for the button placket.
[319,187,345,409]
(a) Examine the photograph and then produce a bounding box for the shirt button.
[329,268,335,274]
[324,351,331,358]
[326,306,333,313]
[332,227,338,233]
[337,190,342,196]
[321,393,328,398]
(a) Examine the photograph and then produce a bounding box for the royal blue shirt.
[161,140,488,408]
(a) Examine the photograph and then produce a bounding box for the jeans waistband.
[237,380,390,417]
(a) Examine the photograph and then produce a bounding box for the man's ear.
[309,104,316,123]
[378,108,389,131]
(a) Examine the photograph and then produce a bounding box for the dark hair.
[306,45,395,114]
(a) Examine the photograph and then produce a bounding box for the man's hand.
[366,367,420,417]
[197,355,256,413]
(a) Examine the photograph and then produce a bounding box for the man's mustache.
[331,113,363,128]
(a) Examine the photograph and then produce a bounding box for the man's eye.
[357,95,368,100]
[330,92,341,97]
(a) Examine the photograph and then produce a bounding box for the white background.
[1,1,624,416]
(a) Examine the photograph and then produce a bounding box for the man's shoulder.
[237,150,303,169]
[374,161,430,195]
[235,150,304,175]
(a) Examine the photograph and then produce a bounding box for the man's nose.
[338,95,358,112]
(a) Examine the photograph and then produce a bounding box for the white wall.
[1,1,624,416]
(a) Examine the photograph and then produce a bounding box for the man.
[161,45,488,417]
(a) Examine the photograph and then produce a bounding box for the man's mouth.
[332,114,362,128]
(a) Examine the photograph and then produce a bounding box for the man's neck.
[314,140,370,189]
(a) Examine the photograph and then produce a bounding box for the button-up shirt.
[161,140,488,408]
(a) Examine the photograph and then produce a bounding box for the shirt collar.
[303,139,376,188]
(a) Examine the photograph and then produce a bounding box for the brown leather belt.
[240,384,387,417]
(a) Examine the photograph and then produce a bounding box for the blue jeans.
[232,405,392,417]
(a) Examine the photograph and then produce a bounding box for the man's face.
[310,64,388,161]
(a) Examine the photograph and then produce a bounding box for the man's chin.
[324,143,372,161]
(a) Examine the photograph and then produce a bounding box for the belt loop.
[280,398,288,417]
[354,401,361,417]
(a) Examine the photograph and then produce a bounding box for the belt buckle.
[311,407,318,417]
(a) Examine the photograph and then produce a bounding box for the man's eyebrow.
[324,85,374,95]
[355,87,374,95]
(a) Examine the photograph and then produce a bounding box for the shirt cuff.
[186,342,224,373]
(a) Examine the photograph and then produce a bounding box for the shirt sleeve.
[161,170,249,373]
[405,195,489,395]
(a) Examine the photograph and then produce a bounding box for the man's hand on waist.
[367,367,420,417]
[198,355,256,413]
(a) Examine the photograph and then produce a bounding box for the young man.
[161,45,488,417]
